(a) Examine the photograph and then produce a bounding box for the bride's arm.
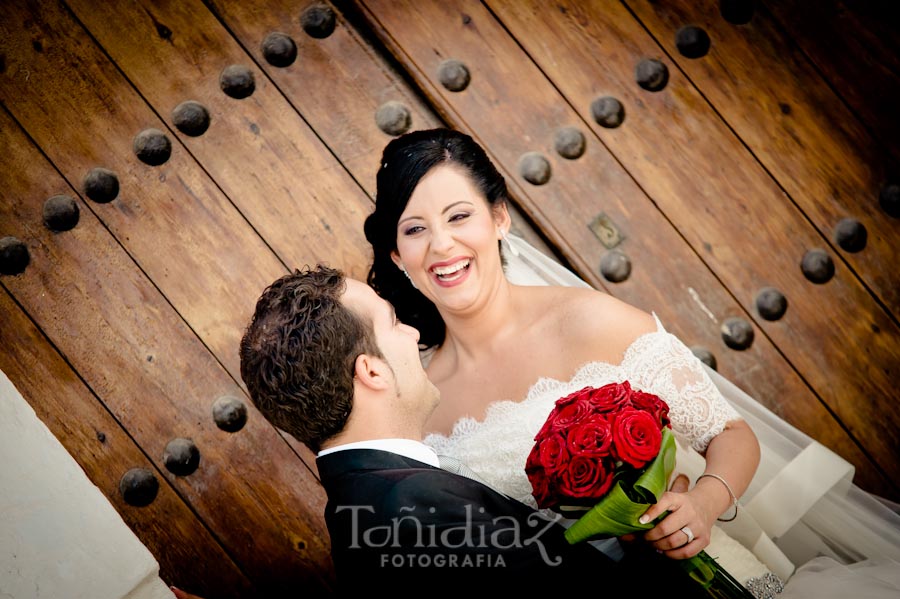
[627,329,761,558]
[699,418,760,514]
[642,418,760,559]
[565,293,761,557]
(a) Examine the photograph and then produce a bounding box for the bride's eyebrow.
[441,200,473,213]
[397,201,474,226]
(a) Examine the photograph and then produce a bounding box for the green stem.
[677,550,756,598]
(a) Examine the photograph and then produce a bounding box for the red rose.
[554,387,594,409]
[631,389,671,429]
[527,383,673,516]
[535,432,570,473]
[542,393,593,434]
[611,408,662,469]
[566,414,613,458]
[526,465,555,508]
[526,441,558,508]
[587,381,633,413]
[557,454,614,501]
[534,408,556,440]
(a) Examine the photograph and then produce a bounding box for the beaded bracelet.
[697,473,739,522]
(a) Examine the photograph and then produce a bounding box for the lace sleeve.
[625,321,742,453]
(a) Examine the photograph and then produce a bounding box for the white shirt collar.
[317,438,440,468]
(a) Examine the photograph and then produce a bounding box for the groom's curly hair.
[364,128,510,349]
[239,264,382,453]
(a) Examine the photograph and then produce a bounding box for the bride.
[364,128,900,597]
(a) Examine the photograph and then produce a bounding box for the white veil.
[503,232,900,583]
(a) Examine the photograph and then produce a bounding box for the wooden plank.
[12,0,308,481]
[43,0,313,475]
[1,0,286,384]
[204,0,555,253]
[765,0,900,164]
[59,0,382,467]
[61,0,555,477]
[63,0,376,278]
[0,131,333,594]
[0,26,333,599]
[0,289,255,599]
[203,0,440,195]
[627,0,900,320]
[351,0,897,498]
[479,0,900,494]
[53,0,373,362]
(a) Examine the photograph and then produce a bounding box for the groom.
[241,266,617,593]
[235,265,638,594]
[174,265,704,597]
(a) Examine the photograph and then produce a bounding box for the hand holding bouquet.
[526,381,754,598]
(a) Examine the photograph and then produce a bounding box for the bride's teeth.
[433,260,469,277]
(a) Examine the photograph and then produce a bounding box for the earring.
[399,265,418,289]
[500,229,521,257]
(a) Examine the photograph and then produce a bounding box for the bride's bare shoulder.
[530,286,658,350]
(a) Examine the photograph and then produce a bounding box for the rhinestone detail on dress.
[745,572,785,599]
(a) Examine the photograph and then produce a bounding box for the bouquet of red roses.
[526,381,753,598]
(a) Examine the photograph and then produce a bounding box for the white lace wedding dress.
[424,233,900,599]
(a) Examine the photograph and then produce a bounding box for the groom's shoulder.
[380,466,501,506]
[331,466,523,528]
[334,461,492,502]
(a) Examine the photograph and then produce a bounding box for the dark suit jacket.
[317,448,627,594]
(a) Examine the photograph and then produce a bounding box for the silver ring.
[680,526,694,545]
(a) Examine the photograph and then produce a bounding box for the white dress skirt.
[423,233,900,598]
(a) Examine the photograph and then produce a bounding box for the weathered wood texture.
[0,1,335,594]
[201,0,550,251]
[0,0,556,594]
[351,0,899,497]
[0,286,253,598]
[764,0,900,165]
[0,106,332,596]
[202,0,440,196]
[628,0,899,318]
[1,0,899,594]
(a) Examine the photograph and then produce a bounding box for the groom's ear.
[353,352,392,391]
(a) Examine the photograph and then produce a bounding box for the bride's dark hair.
[364,128,509,349]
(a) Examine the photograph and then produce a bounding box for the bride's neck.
[438,281,522,361]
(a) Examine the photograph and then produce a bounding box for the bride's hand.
[637,473,715,559]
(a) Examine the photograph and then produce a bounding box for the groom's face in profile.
[341,279,439,416]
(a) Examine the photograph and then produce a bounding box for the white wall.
[0,369,174,599]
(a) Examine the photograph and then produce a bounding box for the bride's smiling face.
[391,164,510,312]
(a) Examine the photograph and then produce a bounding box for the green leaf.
[564,428,677,543]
